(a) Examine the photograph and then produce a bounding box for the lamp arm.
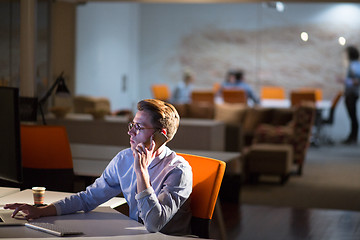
[38,71,64,125]
[39,72,63,105]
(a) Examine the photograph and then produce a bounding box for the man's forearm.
[39,204,57,217]
[136,169,151,193]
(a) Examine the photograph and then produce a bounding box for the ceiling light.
[265,2,285,12]
[301,32,309,42]
[338,37,346,46]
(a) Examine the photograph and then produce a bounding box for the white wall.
[138,3,360,99]
[75,2,360,141]
[75,2,139,111]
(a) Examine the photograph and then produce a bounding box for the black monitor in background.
[0,87,23,186]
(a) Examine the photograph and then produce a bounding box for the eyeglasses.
[128,122,157,133]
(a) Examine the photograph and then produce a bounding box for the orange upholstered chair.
[151,84,171,102]
[260,86,286,100]
[20,125,74,192]
[177,153,226,238]
[222,89,247,104]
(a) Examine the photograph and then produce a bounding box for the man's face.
[128,110,156,151]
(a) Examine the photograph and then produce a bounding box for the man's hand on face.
[133,135,156,173]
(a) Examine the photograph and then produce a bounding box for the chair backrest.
[21,125,73,169]
[191,90,215,105]
[151,84,171,101]
[177,153,226,220]
[260,86,286,100]
[298,87,323,101]
[290,91,316,106]
[331,91,343,109]
[222,89,247,104]
[20,125,74,192]
[324,91,343,124]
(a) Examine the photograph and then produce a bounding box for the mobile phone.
[145,131,168,151]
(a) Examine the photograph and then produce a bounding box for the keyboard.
[25,222,83,237]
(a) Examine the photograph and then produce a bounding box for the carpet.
[240,144,360,212]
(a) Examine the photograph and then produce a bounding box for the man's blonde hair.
[137,99,180,141]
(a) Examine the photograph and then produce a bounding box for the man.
[341,46,360,144]
[220,69,260,105]
[5,99,193,235]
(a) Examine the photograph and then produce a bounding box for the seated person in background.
[220,69,260,105]
[171,71,194,104]
[5,99,193,236]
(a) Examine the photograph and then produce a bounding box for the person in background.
[338,46,360,144]
[5,99,193,236]
[171,71,194,104]
[220,69,260,105]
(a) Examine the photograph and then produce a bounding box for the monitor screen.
[0,87,23,184]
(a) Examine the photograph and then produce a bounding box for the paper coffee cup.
[32,187,46,205]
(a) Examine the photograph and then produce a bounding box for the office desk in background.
[47,114,226,151]
[260,99,331,109]
[70,143,241,177]
[0,189,201,239]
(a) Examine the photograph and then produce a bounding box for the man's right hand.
[4,203,56,220]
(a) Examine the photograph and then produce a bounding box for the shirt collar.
[148,146,171,169]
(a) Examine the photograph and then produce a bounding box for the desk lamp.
[38,72,70,125]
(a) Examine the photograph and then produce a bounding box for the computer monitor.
[0,87,23,185]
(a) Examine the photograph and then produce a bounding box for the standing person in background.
[339,46,360,144]
[172,71,194,104]
[220,69,260,105]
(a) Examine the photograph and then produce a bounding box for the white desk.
[0,190,201,239]
[71,143,241,177]
[0,189,126,209]
[260,99,331,109]
[0,187,20,198]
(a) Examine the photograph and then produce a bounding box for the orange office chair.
[151,84,171,102]
[177,153,226,238]
[260,86,286,100]
[20,125,75,192]
[191,90,215,105]
[290,90,316,107]
[222,89,247,104]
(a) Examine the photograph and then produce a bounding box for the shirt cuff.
[52,202,62,216]
[135,187,154,200]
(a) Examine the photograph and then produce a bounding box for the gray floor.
[241,143,360,211]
